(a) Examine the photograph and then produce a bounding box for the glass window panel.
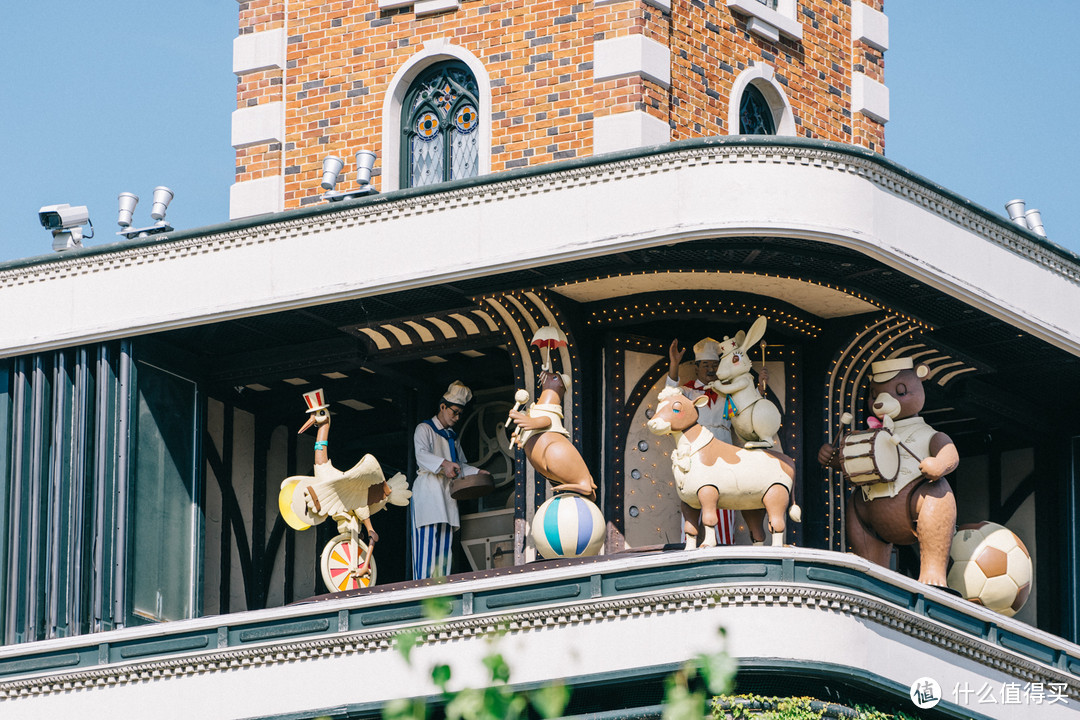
[129,361,198,623]
[402,62,479,187]
[411,129,445,187]
[740,84,776,135]
[451,104,480,180]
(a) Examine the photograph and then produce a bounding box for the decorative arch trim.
[728,63,796,137]
[381,39,492,191]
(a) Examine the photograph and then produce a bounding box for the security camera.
[39,204,91,230]
[39,203,93,252]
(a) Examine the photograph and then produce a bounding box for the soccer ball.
[947,522,1032,617]
[531,494,605,559]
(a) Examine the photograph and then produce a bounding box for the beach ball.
[947,522,1032,617]
[531,493,605,559]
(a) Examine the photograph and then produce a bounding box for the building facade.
[1,2,1079,718]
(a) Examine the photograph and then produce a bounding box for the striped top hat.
[302,388,330,413]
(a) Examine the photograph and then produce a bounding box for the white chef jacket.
[412,417,481,529]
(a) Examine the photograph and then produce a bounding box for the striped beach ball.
[531,494,606,559]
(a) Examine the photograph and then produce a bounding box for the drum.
[840,428,900,486]
[450,472,494,500]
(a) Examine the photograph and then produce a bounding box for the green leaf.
[431,663,452,691]
[445,688,484,720]
[698,651,736,695]
[482,653,512,684]
[422,596,453,621]
[662,683,705,720]
[530,682,571,718]
[394,630,420,663]
[383,697,426,720]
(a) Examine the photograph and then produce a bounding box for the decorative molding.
[1,582,1075,701]
[728,63,796,136]
[1,143,1077,292]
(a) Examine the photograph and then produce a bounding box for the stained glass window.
[739,84,776,135]
[402,62,480,188]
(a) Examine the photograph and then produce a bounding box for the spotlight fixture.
[39,203,94,252]
[117,186,174,239]
[322,150,379,201]
[1004,199,1028,228]
[1024,208,1047,238]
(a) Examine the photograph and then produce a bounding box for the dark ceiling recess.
[146,236,1079,437]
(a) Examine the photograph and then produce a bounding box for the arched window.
[739,84,776,135]
[401,62,480,188]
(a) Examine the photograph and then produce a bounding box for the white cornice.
[1,143,1078,360]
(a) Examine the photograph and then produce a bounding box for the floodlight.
[1024,209,1046,238]
[116,186,174,238]
[321,156,345,191]
[355,150,376,185]
[117,192,139,228]
[323,150,378,202]
[150,186,174,221]
[1004,199,1028,227]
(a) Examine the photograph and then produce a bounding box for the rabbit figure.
[708,316,782,449]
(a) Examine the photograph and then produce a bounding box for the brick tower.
[230,0,889,219]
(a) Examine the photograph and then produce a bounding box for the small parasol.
[531,325,568,373]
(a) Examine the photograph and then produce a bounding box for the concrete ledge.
[851,72,890,124]
[229,175,284,220]
[852,1,889,52]
[594,35,671,89]
[593,111,671,154]
[415,0,460,16]
[727,0,802,41]
[231,101,285,148]
[232,28,286,75]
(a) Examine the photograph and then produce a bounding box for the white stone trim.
[3,144,1080,360]
[852,2,889,52]
[378,0,416,8]
[380,40,492,192]
[232,28,286,75]
[727,0,802,41]
[231,101,285,149]
[851,72,890,124]
[745,17,780,44]
[592,111,670,155]
[229,175,284,220]
[728,63,796,136]
[593,35,671,89]
[1,580,1075,717]
[414,0,460,16]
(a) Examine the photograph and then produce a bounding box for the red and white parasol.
[531,325,567,372]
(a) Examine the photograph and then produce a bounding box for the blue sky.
[1,2,1077,263]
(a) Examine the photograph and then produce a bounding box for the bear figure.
[817,357,958,587]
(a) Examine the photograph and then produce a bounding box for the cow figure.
[647,387,800,547]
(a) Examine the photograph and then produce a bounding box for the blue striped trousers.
[412,523,453,580]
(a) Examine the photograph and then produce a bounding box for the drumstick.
[889,433,924,462]
[832,412,854,444]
